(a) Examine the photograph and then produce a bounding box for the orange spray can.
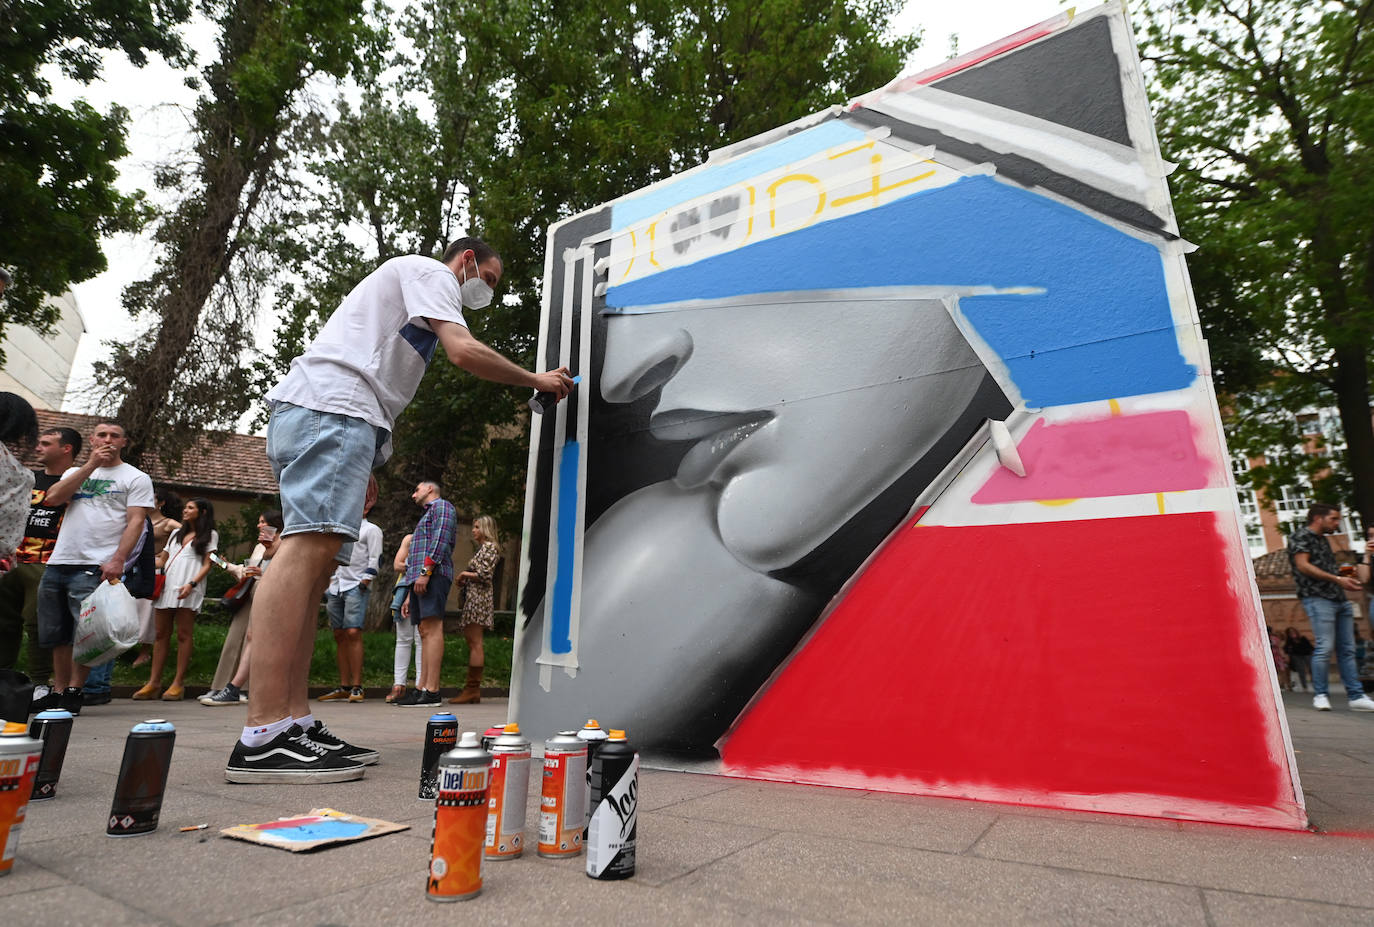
[0,722,42,877]
[485,723,531,859]
[537,732,587,858]
[427,731,490,901]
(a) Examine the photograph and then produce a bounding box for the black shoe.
[394,687,422,706]
[59,687,83,716]
[200,683,242,706]
[225,724,367,783]
[402,689,441,707]
[29,686,59,713]
[82,690,112,706]
[303,719,380,765]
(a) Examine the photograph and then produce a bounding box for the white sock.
[294,713,315,731]
[241,716,293,748]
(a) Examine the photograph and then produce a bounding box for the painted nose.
[600,324,694,404]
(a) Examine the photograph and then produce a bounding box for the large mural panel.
[511,2,1305,829]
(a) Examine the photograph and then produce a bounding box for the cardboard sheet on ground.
[220,808,407,852]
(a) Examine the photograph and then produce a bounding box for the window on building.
[1275,485,1312,515]
[1237,490,1259,517]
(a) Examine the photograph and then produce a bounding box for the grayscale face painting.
[513,287,1010,755]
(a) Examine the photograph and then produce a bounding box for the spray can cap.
[458,731,481,748]
[608,729,627,741]
[503,722,521,733]
[2,721,27,735]
[584,719,601,729]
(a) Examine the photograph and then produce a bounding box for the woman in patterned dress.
[449,515,500,704]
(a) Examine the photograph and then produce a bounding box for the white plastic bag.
[73,580,141,667]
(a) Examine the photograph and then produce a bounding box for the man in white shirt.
[318,511,383,703]
[33,421,153,714]
[226,236,572,783]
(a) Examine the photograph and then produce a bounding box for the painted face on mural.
[599,290,994,572]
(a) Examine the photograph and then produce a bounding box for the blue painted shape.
[263,819,370,842]
[605,176,1194,406]
[399,322,438,362]
[610,121,867,231]
[549,441,581,655]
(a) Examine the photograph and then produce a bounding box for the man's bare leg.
[50,646,88,690]
[417,617,444,691]
[290,565,333,721]
[343,628,363,688]
[247,533,342,727]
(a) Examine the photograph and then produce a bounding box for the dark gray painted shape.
[841,109,1173,239]
[931,16,1133,146]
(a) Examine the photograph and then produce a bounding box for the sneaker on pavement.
[1349,695,1374,712]
[395,687,422,707]
[348,686,365,703]
[303,719,379,765]
[225,724,366,783]
[59,687,83,716]
[1314,693,1332,711]
[29,685,58,713]
[203,684,243,707]
[317,687,349,702]
[403,689,441,708]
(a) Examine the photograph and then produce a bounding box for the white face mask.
[461,261,494,309]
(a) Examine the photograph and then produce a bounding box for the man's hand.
[1339,576,1363,592]
[532,367,574,399]
[415,574,429,595]
[401,597,410,620]
[90,445,119,468]
[100,556,125,583]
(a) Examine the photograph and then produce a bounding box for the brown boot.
[449,664,482,704]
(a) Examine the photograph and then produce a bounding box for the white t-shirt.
[266,255,469,432]
[47,461,155,566]
[327,518,383,594]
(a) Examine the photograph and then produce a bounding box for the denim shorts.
[326,585,370,630]
[267,402,389,563]
[36,564,103,647]
[407,575,452,623]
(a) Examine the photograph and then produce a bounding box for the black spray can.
[420,712,459,800]
[107,719,175,837]
[585,729,637,880]
[28,709,74,801]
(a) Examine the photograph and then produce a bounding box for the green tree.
[93,0,380,463]
[1140,0,1374,521]
[0,0,192,353]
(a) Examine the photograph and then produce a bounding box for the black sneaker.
[303,719,379,765]
[394,687,422,707]
[59,687,83,716]
[201,683,242,707]
[225,724,366,783]
[82,690,112,706]
[402,689,441,708]
[29,686,58,713]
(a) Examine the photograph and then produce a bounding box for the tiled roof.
[1253,550,1291,578]
[22,410,278,497]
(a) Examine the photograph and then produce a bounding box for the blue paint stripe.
[549,441,581,655]
[609,121,867,231]
[605,176,1194,406]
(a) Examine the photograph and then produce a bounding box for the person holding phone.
[201,511,283,705]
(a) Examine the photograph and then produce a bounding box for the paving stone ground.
[4,688,1372,926]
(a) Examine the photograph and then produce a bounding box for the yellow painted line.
[1034,499,1078,507]
[1156,492,1166,514]
[1108,398,1122,416]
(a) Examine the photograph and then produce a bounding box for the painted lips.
[651,408,773,488]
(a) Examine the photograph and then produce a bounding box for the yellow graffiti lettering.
[745,185,756,242]
[648,221,660,268]
[619,229,637,282]
[767,174,826,231]
[829,153,936,210]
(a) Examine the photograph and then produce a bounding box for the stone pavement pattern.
[4,689,1373,926]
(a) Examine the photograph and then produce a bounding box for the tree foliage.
[0,0,192,353]
[1139,0,1374,521]
[92,0,380,464]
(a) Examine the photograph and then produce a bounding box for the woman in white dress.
[134,497,217,701]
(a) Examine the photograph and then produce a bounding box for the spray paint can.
[427,731,490,902]
[0,722,42,876]
[419,712,459,800]
[484,723,531,859]
[28,709,74,801]
[107,719,175,837]
[538,732,587,857]
[577,719,609,834]
[480,725,505,752]
[586,729,637,880]
[528,374,582,414]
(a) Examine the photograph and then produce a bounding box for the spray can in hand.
[585,729,637,880]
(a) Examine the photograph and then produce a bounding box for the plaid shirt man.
[404,497,456,583]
